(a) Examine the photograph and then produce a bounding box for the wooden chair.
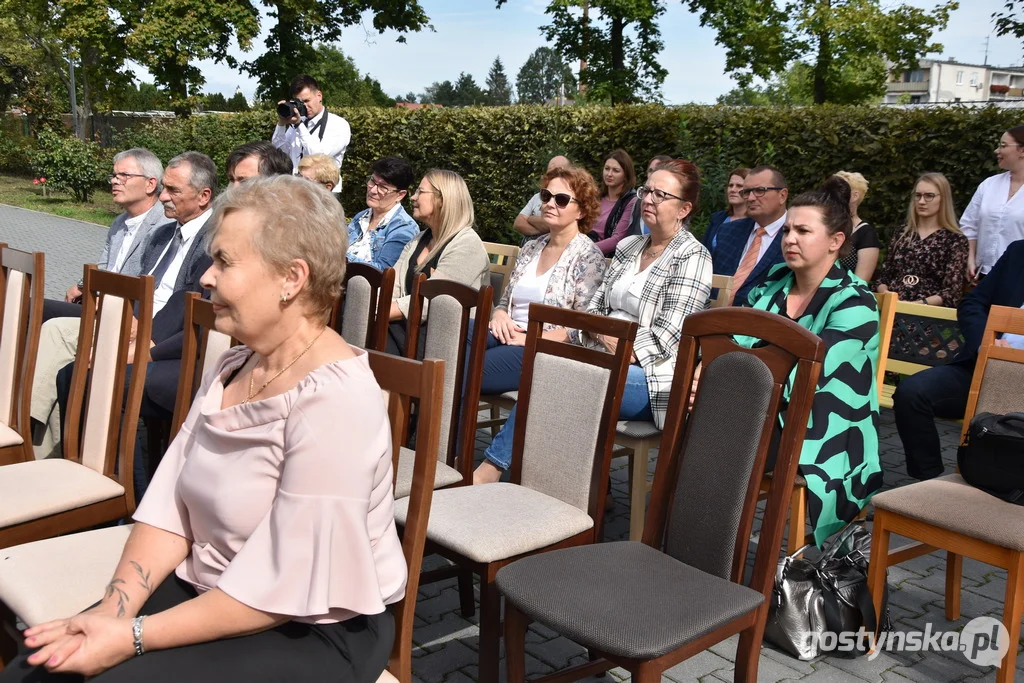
[867,305,1024,683]
[483,241,519,301]
[393,275,492,498]
[611,273,738,541]
[496,307,824,683]
[878,300,961,409]
[330,262,396,352]
[0,266,153,549]
[171,292,237,437]
[0,245,44,466]
[366,351,445,683]
[394,303,637,683]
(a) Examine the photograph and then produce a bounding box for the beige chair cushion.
[0,423,23,447]
[394,482,593,563]
[0,459,125,527]
[393,446,462,499]
[0,524,132,626]
[873,474,1024,551]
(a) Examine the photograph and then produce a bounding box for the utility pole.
[579,0,589,94]
[984,35,990,66]
[68,56,80,139]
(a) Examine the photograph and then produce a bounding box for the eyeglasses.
[913,192,939,202]
[997,142,1021,149]
[738,186,783,199]
[411,185,440,198]
[107,172,149,184]
[637,185,684,205]
[366,176,399,196]
[539,188,578,208]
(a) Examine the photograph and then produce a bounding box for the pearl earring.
[281,293,288,302]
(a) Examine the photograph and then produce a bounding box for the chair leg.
[997,552,1024,683]
[490,405,500,437]
[733,615,766,683]
[866,513,891,639]
[458,568,476,618]
[787,485,806,554]
[628,441,650,541]
[632,660,664,683]
[503,601,529,683]
[478,577,502,683]
[945,552,962,621]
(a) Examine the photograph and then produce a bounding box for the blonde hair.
[904,172,961,238]
[834,171,868,198]
[206,175,347,319]
[297,154,340,189]
[415,169,475,273]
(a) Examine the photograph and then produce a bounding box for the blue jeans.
[483,363,654,470]
[466,320,527,396]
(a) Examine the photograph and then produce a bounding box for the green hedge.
[109,104,1019,247]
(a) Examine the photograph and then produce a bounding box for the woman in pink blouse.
[7,176,406,682]
[590,149,639,256]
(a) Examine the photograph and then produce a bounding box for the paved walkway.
[3,204,1019,682]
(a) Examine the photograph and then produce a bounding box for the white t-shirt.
[607,249,661,323]
[508,258,553,327]
[960,172,1024,274]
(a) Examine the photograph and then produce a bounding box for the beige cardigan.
[392,226,491,318]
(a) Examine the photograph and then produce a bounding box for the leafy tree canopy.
[515,46,576,104]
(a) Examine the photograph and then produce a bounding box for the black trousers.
[0,575,394,683]
[892,362,973,480]
[41,300,83,323]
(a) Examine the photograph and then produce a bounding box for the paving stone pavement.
[5,205,1019,682]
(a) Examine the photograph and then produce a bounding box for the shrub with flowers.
[32,176,49,197]
[30,130,106,202]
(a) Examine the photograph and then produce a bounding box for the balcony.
[886,81,929,92]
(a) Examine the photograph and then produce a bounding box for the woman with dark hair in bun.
[733,176,883,546]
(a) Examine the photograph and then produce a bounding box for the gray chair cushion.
[616,420,661,440]
[423,295,465,461]
[495,541,764,659]
[393,446,463,499]
[341,276,371,348]
[393,483,594,563]
[976,358,1024,417]
[873,474,1024,551]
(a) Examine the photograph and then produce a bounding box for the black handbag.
[764,522,890,660]
[957,412,1024,505]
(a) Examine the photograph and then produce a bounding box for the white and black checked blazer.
[576,229,712,428]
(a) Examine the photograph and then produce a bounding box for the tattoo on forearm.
[130,561,153,594]
[104,578,129,617]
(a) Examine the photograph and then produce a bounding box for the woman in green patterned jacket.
[734,176,883,546]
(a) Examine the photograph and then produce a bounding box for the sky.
[154,0,1024,105]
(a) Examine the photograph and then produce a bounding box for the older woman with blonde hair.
[3,175,405,683]
[833,170,881,281]
[386,169,490,354]
[297,153,341,193]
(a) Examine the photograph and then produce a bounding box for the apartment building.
[885,58,1024,104]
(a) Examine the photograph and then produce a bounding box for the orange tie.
[729,226,768,304]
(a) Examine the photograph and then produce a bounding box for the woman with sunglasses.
[476,160,712,481]
[875,173,968,308]
[473,167,606,484]
[345,156,419,271]
[386,169,490,355]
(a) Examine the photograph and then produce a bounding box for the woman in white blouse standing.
[961,125,1024,281]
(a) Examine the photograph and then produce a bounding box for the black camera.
[277,99,308,120]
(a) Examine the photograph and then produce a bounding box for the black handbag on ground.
[957,412,1024,505]
[764,522,890,660]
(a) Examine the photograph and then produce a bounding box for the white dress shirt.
[151,209,211,315]
[742,211,787,264]
[271,109,351,193]
[112,212,147,273]
[960,172,1024,274]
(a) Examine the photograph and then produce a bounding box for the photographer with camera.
[271,75,351,193]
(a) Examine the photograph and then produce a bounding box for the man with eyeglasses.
[708,165,789,305]
[272,74,351,193]
[41,147,174,322]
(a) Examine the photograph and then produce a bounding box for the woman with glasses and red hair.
[473,166,606,483]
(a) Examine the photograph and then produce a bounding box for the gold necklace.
[242,328,326,405]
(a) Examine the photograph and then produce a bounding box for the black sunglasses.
[539,188,578,208]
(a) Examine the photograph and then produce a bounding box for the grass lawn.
[0,173,118,226]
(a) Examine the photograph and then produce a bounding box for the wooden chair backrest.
[874,292,897,398]
[510,304,637,540]
[709,274,734,309]
[644,307,824,593]
[483,241,519,301]
[171,292,237,437]
[330,263,396,352]
[960,305,1024,441]
[366,351,444,683]
[65,266,154,513]
[0,245,44,451]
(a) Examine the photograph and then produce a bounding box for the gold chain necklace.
[242,328,326,405]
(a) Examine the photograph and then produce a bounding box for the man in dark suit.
[706,165,788,305]
[42,148,174,321]
[894,239,1024,479]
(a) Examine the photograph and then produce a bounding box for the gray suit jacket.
[99,202,174,277]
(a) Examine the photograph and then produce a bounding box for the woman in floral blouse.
[875,172,969,307]
[472,166,606,483]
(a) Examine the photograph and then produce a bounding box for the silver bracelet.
[131,615,146,656]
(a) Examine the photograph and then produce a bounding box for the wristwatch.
[131,615,146,656]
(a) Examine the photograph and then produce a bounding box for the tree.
[303,44,394,107]
[453,72,486,105]
[420,80,456,105]
[686,0,957,104]
[226,91,250,111]
[485,56,512,104]
[515,47,575,104]
[246,0,431,102]
[113,81,173,111]
[994,1,1024,51]
[396,91,418,103]
[204,92,231,110]
[716,55,888,106]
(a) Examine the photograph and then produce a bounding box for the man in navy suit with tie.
[705,165,788,305]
